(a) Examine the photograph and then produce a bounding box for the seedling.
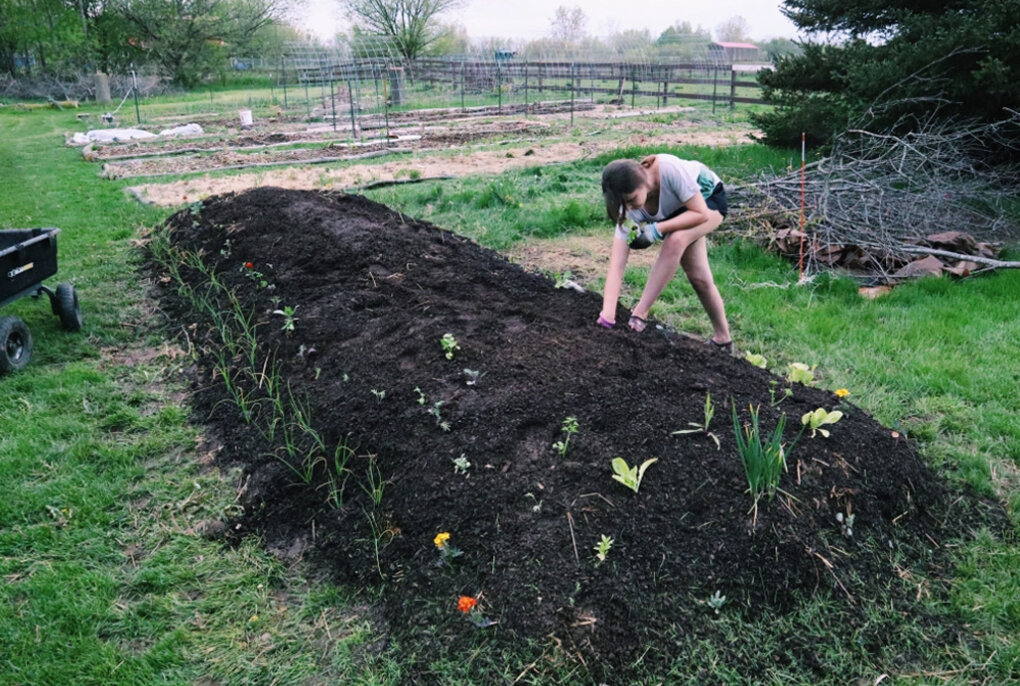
[463,368,485,386]
[732,404,788,503]
[272,305,298,332]
[370,388,386,401]
[611,456,658,493]
[593,534,614,566]
[440,333,460,360]
[787,362,815,385]
[672,393,721,450]
[707,590,727,615]
[768,379,793,407]
[552,416,579,458]
[744,353,767,369]
[837,511,856,537]
[452,454,471,474]
[801,407,843,438]
[428,401,451,432]
[414,386,427,405]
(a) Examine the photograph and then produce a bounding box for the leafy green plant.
[593,534,614,566]
[672,393,721,449]
[440,333,460,360]
[452,454,471,474]
[552,416,579,457]
[414,386,427,405]
[745,353,767,368]
[707,590,727,615]
[611,456,658,493]
[273,305,299,332]
[787,362,815,385]
[801,407,844,438]
[732,404,788,504]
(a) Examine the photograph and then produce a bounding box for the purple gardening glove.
[597,314,615,329]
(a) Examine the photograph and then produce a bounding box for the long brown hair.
[600,157,653,222]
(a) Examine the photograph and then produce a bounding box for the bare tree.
[714,16,751,42]
[549,5,587,43]
[340,0,463,62]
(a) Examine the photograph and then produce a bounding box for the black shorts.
[666,182,729,219]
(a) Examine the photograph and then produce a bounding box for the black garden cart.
[0,228,83,374]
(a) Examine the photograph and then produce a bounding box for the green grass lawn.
[1,99,1018,685]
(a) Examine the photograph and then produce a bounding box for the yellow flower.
[834,388,850,398]
[433,532,451,549]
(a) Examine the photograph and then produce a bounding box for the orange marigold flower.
[457,596,477,613]
[433,532,450,549]
[244,261,254,269]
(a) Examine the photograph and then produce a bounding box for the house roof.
[710,41,759,50]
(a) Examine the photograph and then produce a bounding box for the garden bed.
[149,187,1004,680]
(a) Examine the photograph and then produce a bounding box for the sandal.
[708,338,734,354]
[628,315,648,333]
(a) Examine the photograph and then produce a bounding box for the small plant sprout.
[593,534,614,566]
[744,353,767,369]
[463,368,485,386]
[611,456,658,493]
[370,388,386,401]
[768,379,794,407]
[672,393,721,450]
[801,408,844,438]
[414,386,427,405]
[786,362,816,385]
[707,590,727,615]
[732,404,788,505]
[440,333,460,360]
[273,305,299,332]
[552,416,579,458]
[837,510,856,537]
[433,531,463,567]
[456,595,495,628]
[428,400,451,431]
[452,454,471,474]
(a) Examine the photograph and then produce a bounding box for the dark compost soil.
[151,187,1004,681]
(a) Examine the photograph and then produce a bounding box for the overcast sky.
[298,0,800,43]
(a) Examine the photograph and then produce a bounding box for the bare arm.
[600,236,631,322]
[655,193,713,234]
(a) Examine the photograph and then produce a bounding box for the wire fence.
[84,41,762,132]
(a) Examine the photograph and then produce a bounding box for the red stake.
[798,132,806,281]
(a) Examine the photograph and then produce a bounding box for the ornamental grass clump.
[732,404,788,504]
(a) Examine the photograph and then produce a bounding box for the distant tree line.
[0,0,800,91]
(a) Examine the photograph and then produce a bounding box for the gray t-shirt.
[626,154,720,224]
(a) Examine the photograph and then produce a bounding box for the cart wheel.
[0,316,33,374]
[54,283,83,332]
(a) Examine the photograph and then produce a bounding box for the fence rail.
[286,58,764,110]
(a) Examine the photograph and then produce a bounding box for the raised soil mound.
[153,187,994,679]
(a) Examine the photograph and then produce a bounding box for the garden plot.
[148,187,1006,681]
[94,119,554,179]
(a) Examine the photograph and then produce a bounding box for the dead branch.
[730,110,1020,281]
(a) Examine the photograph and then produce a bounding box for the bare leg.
[631,211,723,321]
[681,235,731,343]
